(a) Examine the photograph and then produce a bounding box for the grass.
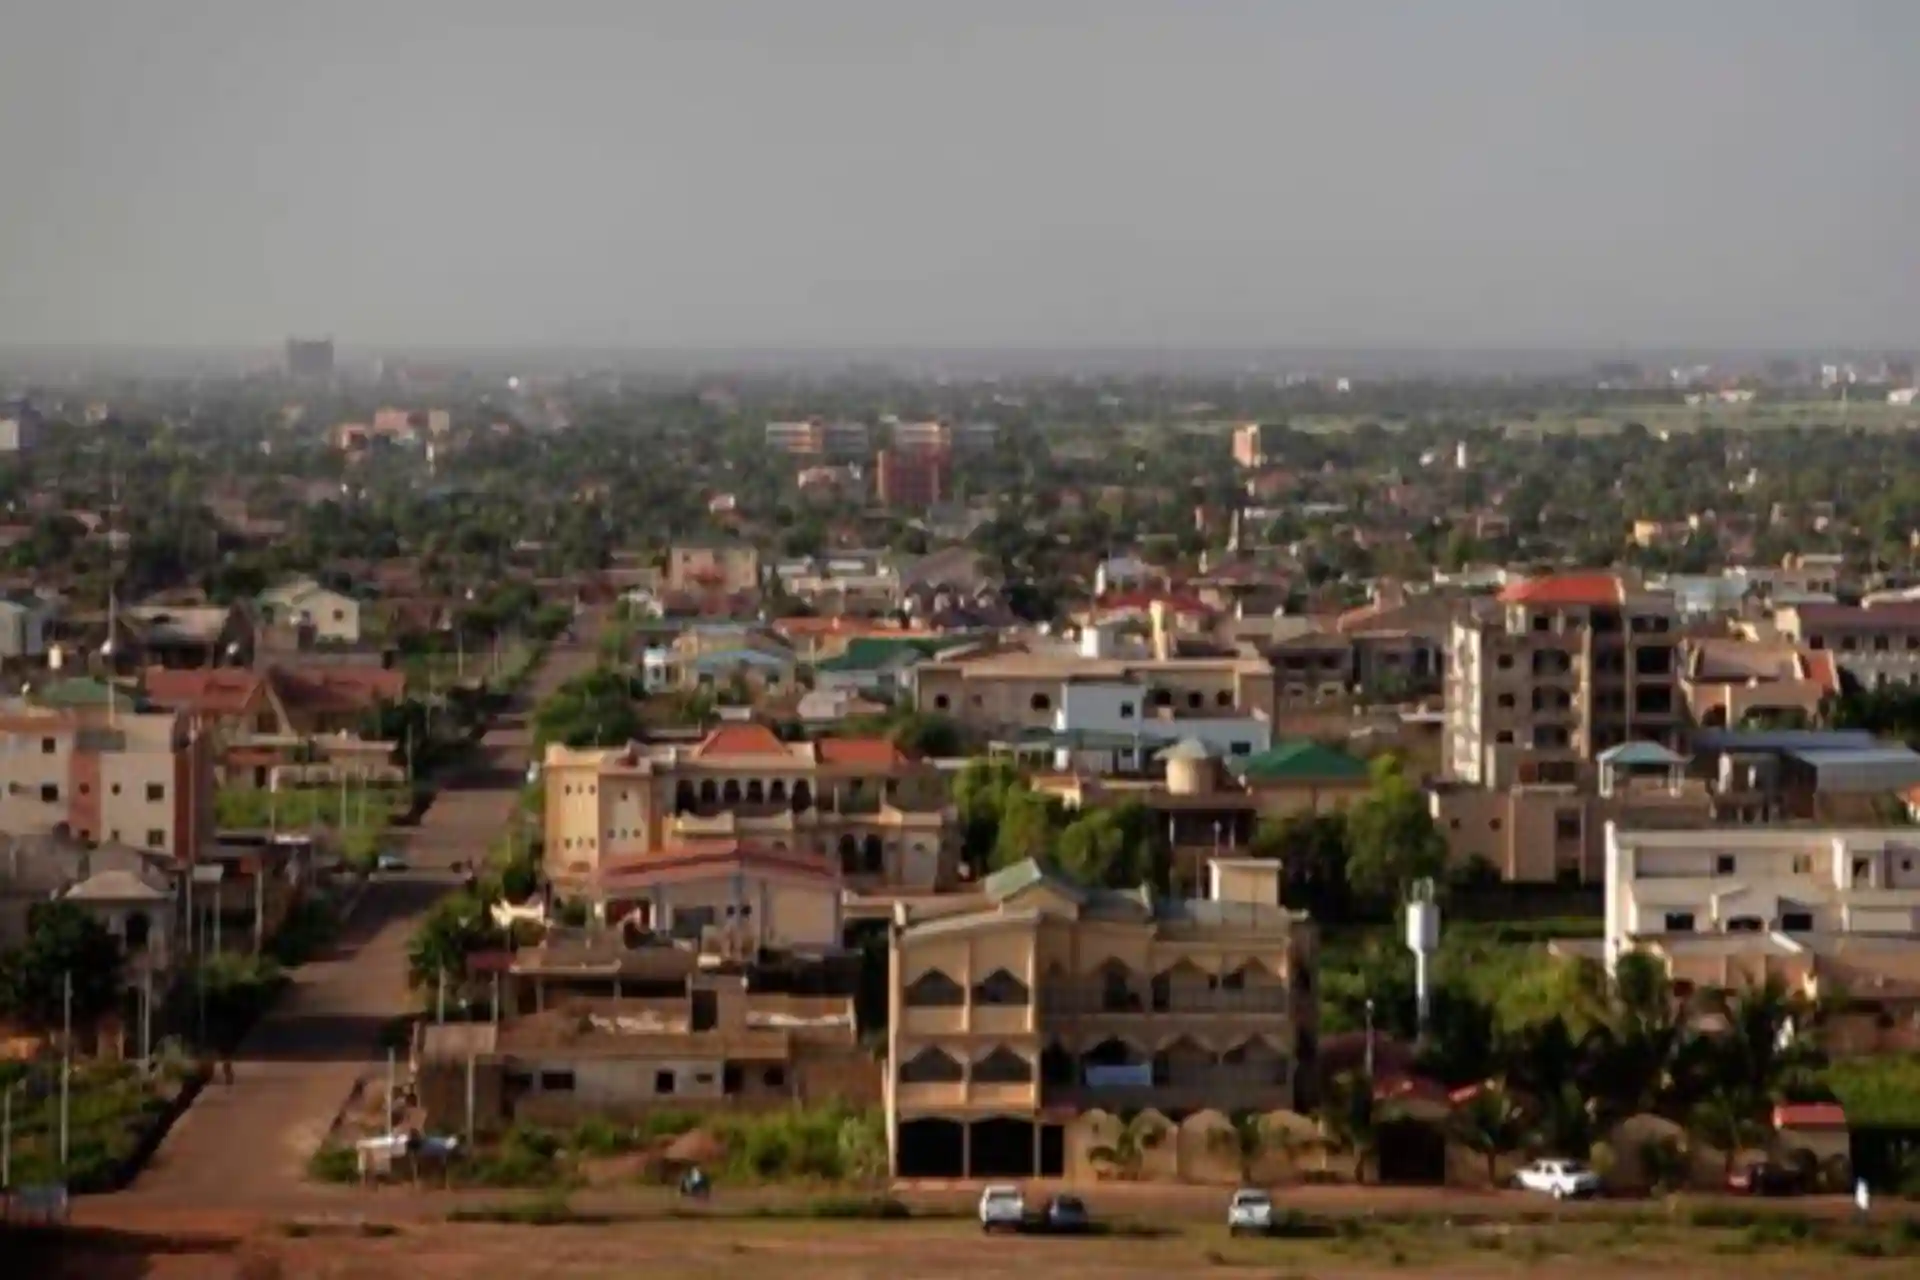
[0,1059,197,1192]
[1822,1054,1920,1128]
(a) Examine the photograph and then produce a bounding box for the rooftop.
[1496,572,1624,608]
[1231,740,1370,784]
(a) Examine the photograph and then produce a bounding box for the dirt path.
[120,618,602,1208]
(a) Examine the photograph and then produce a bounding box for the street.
[119,617,601,1208]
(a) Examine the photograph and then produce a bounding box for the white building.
[1054,681,1271,769]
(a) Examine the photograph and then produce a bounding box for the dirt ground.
[22,1189,1920,1279]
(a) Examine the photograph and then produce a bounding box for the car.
[1042,1194,1090,1234]
[1728,1160,1805,1196]
[374,852,410,873]
[1514,1158,1603,1200]
[1227,1187,1275,1236]
[978,1184,1026,1233]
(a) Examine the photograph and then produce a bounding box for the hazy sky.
[2,1,1915,350]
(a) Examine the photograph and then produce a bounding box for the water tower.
[1405,878,1441,1035]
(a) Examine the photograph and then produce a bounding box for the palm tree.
[1688,1088,1769,1178]
[1449,1084,1531,1186]
[1088,1112,1166,1182]
[1210,1110,1309,1185]
[1318,1070,1391,1184]
[1584,951,1688,1126]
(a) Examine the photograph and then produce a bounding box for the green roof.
[815,636,946,674]
[37,678,140,711]
[1231,740,1369,783]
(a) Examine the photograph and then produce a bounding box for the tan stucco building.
[886,856,1316,1179]
[543,724,957,914]
[911,649,1276,739]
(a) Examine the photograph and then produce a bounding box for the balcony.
[1039,981,1291,1020]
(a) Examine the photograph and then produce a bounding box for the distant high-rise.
[285,337,335,379]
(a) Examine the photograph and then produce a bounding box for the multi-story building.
[890,420,952,452]
[765,419,871,458]
[1443,572,1681,789]
[1774,600,1920,689]
[0,701,215,863]
[541,723,957,906]
[1593,824,1920,1009]
[1681,638,1839,728]
[875,446,951,510]
[666,542,761,595]
[1230,423,1270,469]
[886,855,1316,1179]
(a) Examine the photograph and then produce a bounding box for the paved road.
[122,619,601,1207]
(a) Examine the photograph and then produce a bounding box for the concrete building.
[0,413,40,454]
[1443,572,1682,789]
[256,578,363,646]
[890,420,952,452]
[0,594,54,662]
[0,702,215,863]
[1775,600,1920,689]
[1594,824,1920,999]
[1681,638,1839,728]
[876,446,951,510]
[886,856,1316,1179]
[1231,423,1270,469]
[541,723,957,904]
[667,542,761,595]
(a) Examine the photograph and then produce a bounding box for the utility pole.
[464,1053,476,1148]
[59,971,71,1174]
[140,969,153,1074]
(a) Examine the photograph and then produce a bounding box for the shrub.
[308,1144,360,1184]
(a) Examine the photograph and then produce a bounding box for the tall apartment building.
[1231,423,1270,469]
[766,419,871,458]
[1444,573,1681,789]
[890,420,951,452]
[887,856,1316,1179]
[0,703,216,862]
[876,446,951,510]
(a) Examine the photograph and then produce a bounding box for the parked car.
[1514,1158,1603,1200]
[1728,1160,1805,1196]
[1227,1187,1276,1236]
[374,852,410,873]
[1042,1194,1090,1234]
[978,1185,1026,1233]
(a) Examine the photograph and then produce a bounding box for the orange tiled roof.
[691,723,792,758]
[1496,573,1623,607]
[141,666,265,717]
[268,665,406,714]
[817,737,912,768]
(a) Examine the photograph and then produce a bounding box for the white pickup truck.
[1514,1158,1603,1200]
[978,1185,1027,1232]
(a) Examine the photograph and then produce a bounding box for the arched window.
[972,1048,1034,1084]
[837,834,859,874]
[769,778,788,803]
[674,781,696,813]
[721,779,742,804]
[698,779,719,805]
[791,780,813,811]
[899,1047,966,1083]
[745,779,765,804]
[861,834,884,875]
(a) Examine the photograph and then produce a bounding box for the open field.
[26,1194,1920,1280]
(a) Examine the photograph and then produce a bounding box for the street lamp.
[1364,997,1376,1079]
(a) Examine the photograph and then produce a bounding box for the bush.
[308,1144,360,1184]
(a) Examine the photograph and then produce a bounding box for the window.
[1555,813,1581,842]
[1726,916,1764,933]
[78,783,89,796]
[39,784,58,803]
[1489,818,1503,832]
[1790,855,1812,875]
[1216,691,1233,708]
[1118,702,1135,720]
[145,782,164,802]
[1714,855,1735,875]
[1186,692,1203,710]
[1780,912,1814,932]
[654,1070,676,1095]
[1496,654,1514,670]
[538,1070,575,1092]
[111,783,122,796]
[904,970,966,1007]
[1664,912,1695,932]
[972,969,1031,1007]
[1229,741,1252,756]
[1494,730,1514,744]
[723,1065,743,1094]
[1029,693,1051,712]
[1875,634,1892,652]
[147,829,166,847]
[763,1066,786,1089]
[1497,693,1515,709]
[39,737,55,754]
[933,694,950,710]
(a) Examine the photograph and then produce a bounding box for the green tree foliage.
[991,787,1064,870]
[1250,811,1354,920]
[1054,800,1165,890]
[533,668,642,748]
[1343,755,1448,901]
[407,892,506,990]
[1087,1112,1165,1181]
[951,759,1024,870]
[0,902,126,1031]
[1449,1084,1531,1185]
[1318,1070,1392,1183]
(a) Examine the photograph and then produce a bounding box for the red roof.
[269,665,406,714]
[601,844,840,885]
[1496,573,1624,607]
[1772,1102,1847,1130]
[142,666,265,717]
[817,737,912,768]
[691,723,792,758]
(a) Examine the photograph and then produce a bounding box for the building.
[765,419,871,458]
[140,664,407,788]
[886,856,1317,1179]
[541,723,957,904]
[0,702,215,863]
[890,420,952,452]
[1680,638,1839,728]
[876,446,952,510]
[1593,824,1920,1005]
[1231,423,1271,469]
[0,835,179,982]
[911,641,1276,745]
[414,935,876,1131]
[256,579,363,646]
[0,594,54,663]
[285,337,334,379]
[667,542,761,595]
[0,412,40,455]
[1443,573,1681,789]
[1774,600,1920,689]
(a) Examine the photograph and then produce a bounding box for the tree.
[1250,811,1352,921]
[952,758,1022,870]
[1343,756,1448,901]
[1449,1084,1530,1186]
[1318,1070,1392,1183]
[0,902,125,1032]
[1210,1110,1306,1185]
[1687,1089,1769,1178]
[532,668,642,748]
[1088,1112,1166,1182]
[407,892,504,990]
[1054,801,1164,890]
[990,787,1063,870]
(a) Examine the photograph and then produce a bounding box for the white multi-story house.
[1599,823,1920,990]
[1052,682,1270,771]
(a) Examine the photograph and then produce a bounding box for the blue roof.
[688,648,791,671]
[1692,729,1882,754]
[1598,741,1686,767]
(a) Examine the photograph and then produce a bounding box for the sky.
[1,1,1916,352]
